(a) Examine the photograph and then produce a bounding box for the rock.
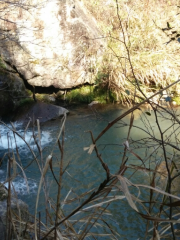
[15,102,69,124]
[0,197,29,225]
[0,217,5,240]
[0,68,27,117]
[88,101,99,107]
[48,96,56,102]
[0,0,105,89]
[57,90,65,96]
[0,184,8,201]
[0,184,29,240]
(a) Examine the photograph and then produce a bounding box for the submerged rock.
[15,102,69,124]
[88,101,99,107]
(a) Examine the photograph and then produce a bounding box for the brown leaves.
[117,175,139,212]
[140,213,180,223]
[123,140,145,166]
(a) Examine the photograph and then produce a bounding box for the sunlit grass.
[83,0,180,104]
[66,85,117,104]
[66,86,94,103]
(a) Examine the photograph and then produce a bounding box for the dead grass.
[83,0,180,104]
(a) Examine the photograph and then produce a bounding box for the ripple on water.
[3,178,37,196]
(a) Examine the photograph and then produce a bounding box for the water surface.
[1,104,180,239]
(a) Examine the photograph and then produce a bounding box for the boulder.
[0,183,29,240]
[0,0,105,89]
[0,67,27,117]
[0,183,8,201]
[0,197,29,226]
[15,102,69,124]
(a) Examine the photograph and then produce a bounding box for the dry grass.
[83,0,180,104]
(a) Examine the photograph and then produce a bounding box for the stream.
[0,103,180,239]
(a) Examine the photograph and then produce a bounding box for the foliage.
[172,96,180,105]
[95,70,109,85]
[18,98,34,107]
[34,93,54,103]
[83,0,180,104]
[66,86,95,103]
[66,85,116,104]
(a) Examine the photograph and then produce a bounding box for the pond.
[0,103,180,239]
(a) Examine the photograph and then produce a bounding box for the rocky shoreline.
[0,183,29,240]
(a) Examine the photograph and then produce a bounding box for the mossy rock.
[0,69,27,117]
[0,184,8,201]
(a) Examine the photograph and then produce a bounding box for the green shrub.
[18,98,34,107]
[66,86,94,103]
[172,96,180,105]
[95,71,109,85]
[66,84,118,104]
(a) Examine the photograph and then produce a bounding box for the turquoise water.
[1,104,180,239]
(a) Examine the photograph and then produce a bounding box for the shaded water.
[1,104,180,239]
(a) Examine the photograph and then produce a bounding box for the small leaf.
[84,147,90,151]
[123,140,129,148]
[88,144,95,154]
[117,175,139,212]
[140,213,180,223]
[84,144,95,154]
[145,112,151,116]
[125,90,130,95]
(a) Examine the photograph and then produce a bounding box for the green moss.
[66,86,94,103]
[0,56,6,70]
[26,89,32,96]
[172,96,180,105]
[18,98,34,106]
[66,85,117,104]
[35,93,53,103]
